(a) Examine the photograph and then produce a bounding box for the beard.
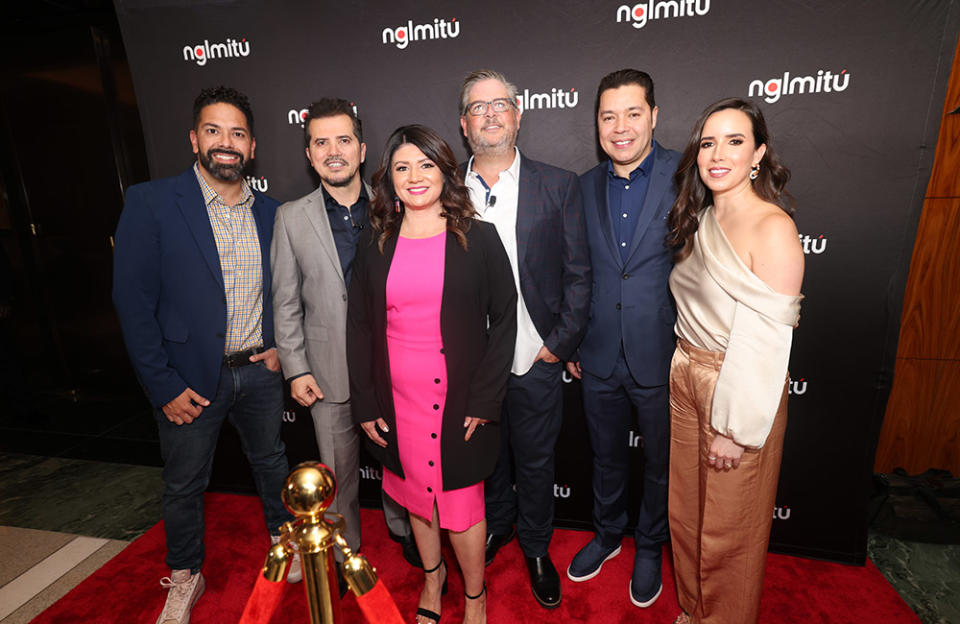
[319,158,359,188]
[467,123,518,157]
[199,148,249,182]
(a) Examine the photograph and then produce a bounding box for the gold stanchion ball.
[282,461,338,517]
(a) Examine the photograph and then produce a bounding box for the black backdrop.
[114,0,960,564]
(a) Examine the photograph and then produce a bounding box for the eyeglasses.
[464,98,516,116]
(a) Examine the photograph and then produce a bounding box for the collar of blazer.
[174,166,272,291]
[296,180,374,283]
[591,143,673,265]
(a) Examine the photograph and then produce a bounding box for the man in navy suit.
[459,69,591,609]
[113,86,292,624]
[564,69,680,609]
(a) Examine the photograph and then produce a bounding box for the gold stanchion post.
[260,461,380,624]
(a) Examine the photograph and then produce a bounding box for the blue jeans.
[155,362,291,571]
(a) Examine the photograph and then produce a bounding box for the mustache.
[209,148,243,160]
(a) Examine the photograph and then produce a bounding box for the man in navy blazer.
[459,69,591,609]
[113,87,292,624]
[565,70,680,609]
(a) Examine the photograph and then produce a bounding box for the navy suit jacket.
[112,167,280,408]
[462,153,591,361]
[578,143,681,386]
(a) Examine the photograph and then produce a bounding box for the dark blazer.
[578,143,681,386]
[461,153,591,360]
[346,221,517,491]
[113,167,279,408]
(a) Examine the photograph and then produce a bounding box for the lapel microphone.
[487,195,497,208]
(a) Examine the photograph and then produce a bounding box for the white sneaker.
[156,569,205,624]
[271,535,302,583]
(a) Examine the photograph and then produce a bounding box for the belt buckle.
[224,350,245,368]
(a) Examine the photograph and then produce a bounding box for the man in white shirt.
[459,68,591,609]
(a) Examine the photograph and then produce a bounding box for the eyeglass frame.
[463,97,518,116]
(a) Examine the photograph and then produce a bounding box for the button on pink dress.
[382,232,484,531]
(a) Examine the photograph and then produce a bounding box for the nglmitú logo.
[288,108,308,126]
[788,377,808,396]
[288,103,359,126]
[749,69,850,104]
[617,0,711,29]
[798,233,828,255]
[516,87,579,113]
[773,505,791,521]
[628,430,644,448]
[359,466,382,480]
[382,17,460,50]
[182,38,250,66]
[246,175,269,193]
[553,483,572,499]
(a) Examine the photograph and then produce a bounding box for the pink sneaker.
[156,569,205,624]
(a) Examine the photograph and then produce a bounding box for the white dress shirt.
[465,148,543,376]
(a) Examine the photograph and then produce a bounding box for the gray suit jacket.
[271,182,372,403]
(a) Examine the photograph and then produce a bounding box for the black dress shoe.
[525,555,561,608]
[388,531,423,568]
[484,527,516,566]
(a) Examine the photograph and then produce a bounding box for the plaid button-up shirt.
[194,163,263,353]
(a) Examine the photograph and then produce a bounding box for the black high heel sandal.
[464,583,486,623]
[465,582,486,600]
[416,559,448,624]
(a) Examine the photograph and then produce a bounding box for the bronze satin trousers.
[668,338,787,624]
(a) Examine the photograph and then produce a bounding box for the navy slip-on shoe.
[567,537,622,582]
[629,552,663,608]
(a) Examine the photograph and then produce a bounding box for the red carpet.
[30,493,919,623]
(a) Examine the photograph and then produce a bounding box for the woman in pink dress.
[347,125,517,624]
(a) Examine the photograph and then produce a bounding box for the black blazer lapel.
[516,155,537,275]
[593,167,623,268]
[251,190,272,292]
[176,169,224,290]
[625,146,672,261]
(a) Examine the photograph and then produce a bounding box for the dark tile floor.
[0,453,162,541]
[1,449,959,622]
[0,388,161,467]
[868,532,960,624]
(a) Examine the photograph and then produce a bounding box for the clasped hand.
[708,433,744,470]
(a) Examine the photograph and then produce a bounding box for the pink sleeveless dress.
[381,232,484,531]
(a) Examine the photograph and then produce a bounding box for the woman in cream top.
[665,98,804,624]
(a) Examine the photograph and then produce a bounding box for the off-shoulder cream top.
[669,206,803,448]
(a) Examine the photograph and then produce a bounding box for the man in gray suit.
[271,98,416,566]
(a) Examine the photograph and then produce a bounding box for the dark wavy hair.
[193,86,254,135]
[370,125,475,252]
[595,68,655,116]
[666,97,793,261]
[302,98,362,147]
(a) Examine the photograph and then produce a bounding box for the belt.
[223,345,265,368]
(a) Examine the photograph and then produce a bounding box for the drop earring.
[750,163,760,180]
[394,197,401,213]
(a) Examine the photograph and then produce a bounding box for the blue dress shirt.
[607,142,658,263]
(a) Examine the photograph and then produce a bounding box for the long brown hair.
[666,98,793,261]
[370,124,475,252]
